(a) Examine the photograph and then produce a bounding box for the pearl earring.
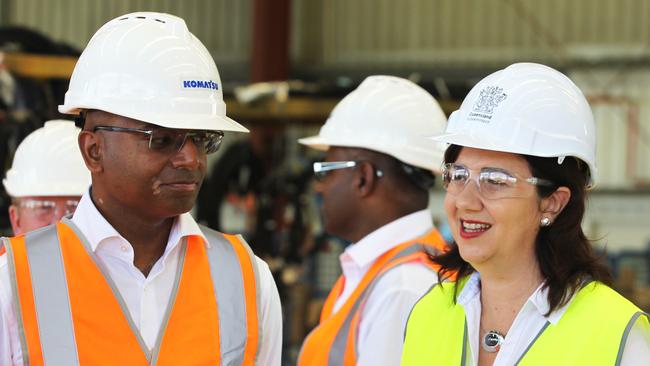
[540,217,551,227]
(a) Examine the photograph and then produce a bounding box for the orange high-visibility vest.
[2,218,261,366]
[297,229,447,366]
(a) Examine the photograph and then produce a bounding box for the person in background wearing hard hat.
[297,75,449,366]
[0,12,281,365]
[402,63,650,365]
[3,120,90,235]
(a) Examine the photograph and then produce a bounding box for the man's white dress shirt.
[0,192,282,365]
[459,272,650,365]
[333,209,439,366]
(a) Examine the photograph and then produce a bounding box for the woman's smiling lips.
[459,219,492,239]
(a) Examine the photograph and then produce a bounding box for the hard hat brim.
[430,132,502,153]
[58,104,250,133]
[297,135,330,151]
[299,134,445,174]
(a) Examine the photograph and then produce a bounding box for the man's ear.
[540,186,571,222]
[356,162,378,198]
[8,204,22,235]
[78,130,103,174]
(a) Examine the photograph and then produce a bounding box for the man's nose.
[171,136,202,169]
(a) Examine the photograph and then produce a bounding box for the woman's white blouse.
[459,272,650,365]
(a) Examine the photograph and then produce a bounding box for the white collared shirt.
[0,191,282,366]
[459,272,650,365]
[333,209,439,366]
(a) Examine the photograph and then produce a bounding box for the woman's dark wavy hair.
[434,145,612,315]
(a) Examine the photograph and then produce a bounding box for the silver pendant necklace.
[481,330,505,353]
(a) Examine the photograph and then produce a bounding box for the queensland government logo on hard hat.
[468,86,507,123]
[181,79,219,91]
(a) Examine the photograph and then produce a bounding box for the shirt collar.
[457,272,571,325]
[342,209,434,269]
[529,281,571,325]
[71,189,206,252]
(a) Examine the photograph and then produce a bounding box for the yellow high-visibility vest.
[402,278,649,365]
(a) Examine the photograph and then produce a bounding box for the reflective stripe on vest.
[402,279,650,366]
[298,229,448,366]
[4,218,261,365]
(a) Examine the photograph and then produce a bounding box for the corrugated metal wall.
[292,0,650,70]
[571,69,650,189]
[5,0,251,69]
[5,0,650,72]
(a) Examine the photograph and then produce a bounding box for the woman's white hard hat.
[432,62,597,188]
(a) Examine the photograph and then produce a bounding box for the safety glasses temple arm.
[526,177,555,186]
[313,161,357,173]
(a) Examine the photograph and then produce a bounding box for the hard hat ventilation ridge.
[118,14,167,24]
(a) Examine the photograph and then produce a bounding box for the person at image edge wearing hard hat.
[297,75,450,366]
[402,63,650,365]
[3,120,90,236]
[0,12,282,365]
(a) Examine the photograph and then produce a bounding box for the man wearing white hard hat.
[297,75,449,366]
[3,120,90,235]
[0,12,281,365]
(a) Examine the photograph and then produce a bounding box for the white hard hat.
[3,120,91,197]
[58,12,248,133]
[298,75,448,173]
[433,63,597,187]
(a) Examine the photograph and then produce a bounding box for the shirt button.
[121,245,128,252]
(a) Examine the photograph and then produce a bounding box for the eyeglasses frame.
[92,125,225,154]
[441,162,555,199]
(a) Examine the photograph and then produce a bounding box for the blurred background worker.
[3,120,90,235]
[402,63,650,365]
[0,12,281,365]
[297,75,449,366]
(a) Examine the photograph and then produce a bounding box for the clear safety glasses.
[93,126,224,155]
[18,199,80,220]
[313,161,384,181]
[442,163,554,199]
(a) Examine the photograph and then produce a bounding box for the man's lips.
[160,181,199,191]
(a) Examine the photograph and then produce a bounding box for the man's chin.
[153,200,196,218]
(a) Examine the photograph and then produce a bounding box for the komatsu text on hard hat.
[182,79,219,90]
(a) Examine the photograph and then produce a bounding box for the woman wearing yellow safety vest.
[402,63,650,365]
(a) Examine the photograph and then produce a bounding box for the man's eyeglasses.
[442,163,554,199]
[93,126,224,155]
[18,199,79,220]
[313,161,384,181]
